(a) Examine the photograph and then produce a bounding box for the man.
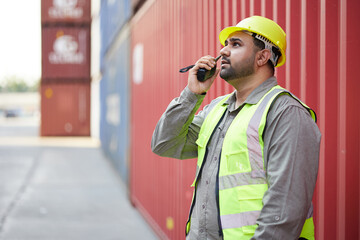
[151,16,320,240]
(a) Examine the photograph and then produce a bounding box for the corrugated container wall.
[130,0,360,239]
[99,0,131,68]
[99,27,130,183]
[41,81,91,136]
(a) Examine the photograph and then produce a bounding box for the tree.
[0,76,39,92]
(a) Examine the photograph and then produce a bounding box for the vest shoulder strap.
[268,89,317,123]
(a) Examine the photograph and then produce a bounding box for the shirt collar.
[224,77,279,111]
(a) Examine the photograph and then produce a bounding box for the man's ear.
[256,49,271,67]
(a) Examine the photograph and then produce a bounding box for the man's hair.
[253,38,275,75]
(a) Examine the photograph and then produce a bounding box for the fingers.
[193,55,216,71]
[187,55,219,95]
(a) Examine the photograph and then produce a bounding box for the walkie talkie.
[179,55,222,82]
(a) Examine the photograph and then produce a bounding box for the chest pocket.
[225,150,251,174]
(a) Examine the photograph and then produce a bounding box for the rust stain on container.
[44,87,53,99]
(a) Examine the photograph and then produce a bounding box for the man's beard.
[220,54,255,81]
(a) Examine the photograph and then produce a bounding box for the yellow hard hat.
[219,16,286,67]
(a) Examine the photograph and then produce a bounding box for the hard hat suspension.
[244,31,281,67]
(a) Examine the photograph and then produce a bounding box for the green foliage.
[0,76,39,93]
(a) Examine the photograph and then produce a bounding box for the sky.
[0,0,41,85]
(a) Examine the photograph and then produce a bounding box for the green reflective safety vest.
[186,85,316,240]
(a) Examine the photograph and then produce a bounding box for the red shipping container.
[41,0,91,25]
[129,0,360,239]
[40,81,90,136]
[42,26,90,79]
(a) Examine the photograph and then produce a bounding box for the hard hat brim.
[219,26,286,67]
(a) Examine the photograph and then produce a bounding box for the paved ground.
[0,117,158,240]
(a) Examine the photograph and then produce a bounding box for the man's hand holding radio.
[187,55,220,95]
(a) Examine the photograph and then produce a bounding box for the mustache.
[221,57,230,64]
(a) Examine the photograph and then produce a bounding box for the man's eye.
[233,42,241,46]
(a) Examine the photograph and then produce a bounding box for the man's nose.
[220,46,230,57]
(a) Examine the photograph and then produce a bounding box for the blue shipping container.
[100,28,130,183]
[100,0,131,66]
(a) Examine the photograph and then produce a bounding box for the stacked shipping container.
[99,0,360,239]
[41,0,91,136]
[99,0,132,183]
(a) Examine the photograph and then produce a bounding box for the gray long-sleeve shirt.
[151,77,321,240]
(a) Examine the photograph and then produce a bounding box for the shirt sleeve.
[252,94,321,239]
[151,86,207,159]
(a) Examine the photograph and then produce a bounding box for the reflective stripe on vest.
[186,85,316,239]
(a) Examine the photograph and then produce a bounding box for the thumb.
[210,68,220,81]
